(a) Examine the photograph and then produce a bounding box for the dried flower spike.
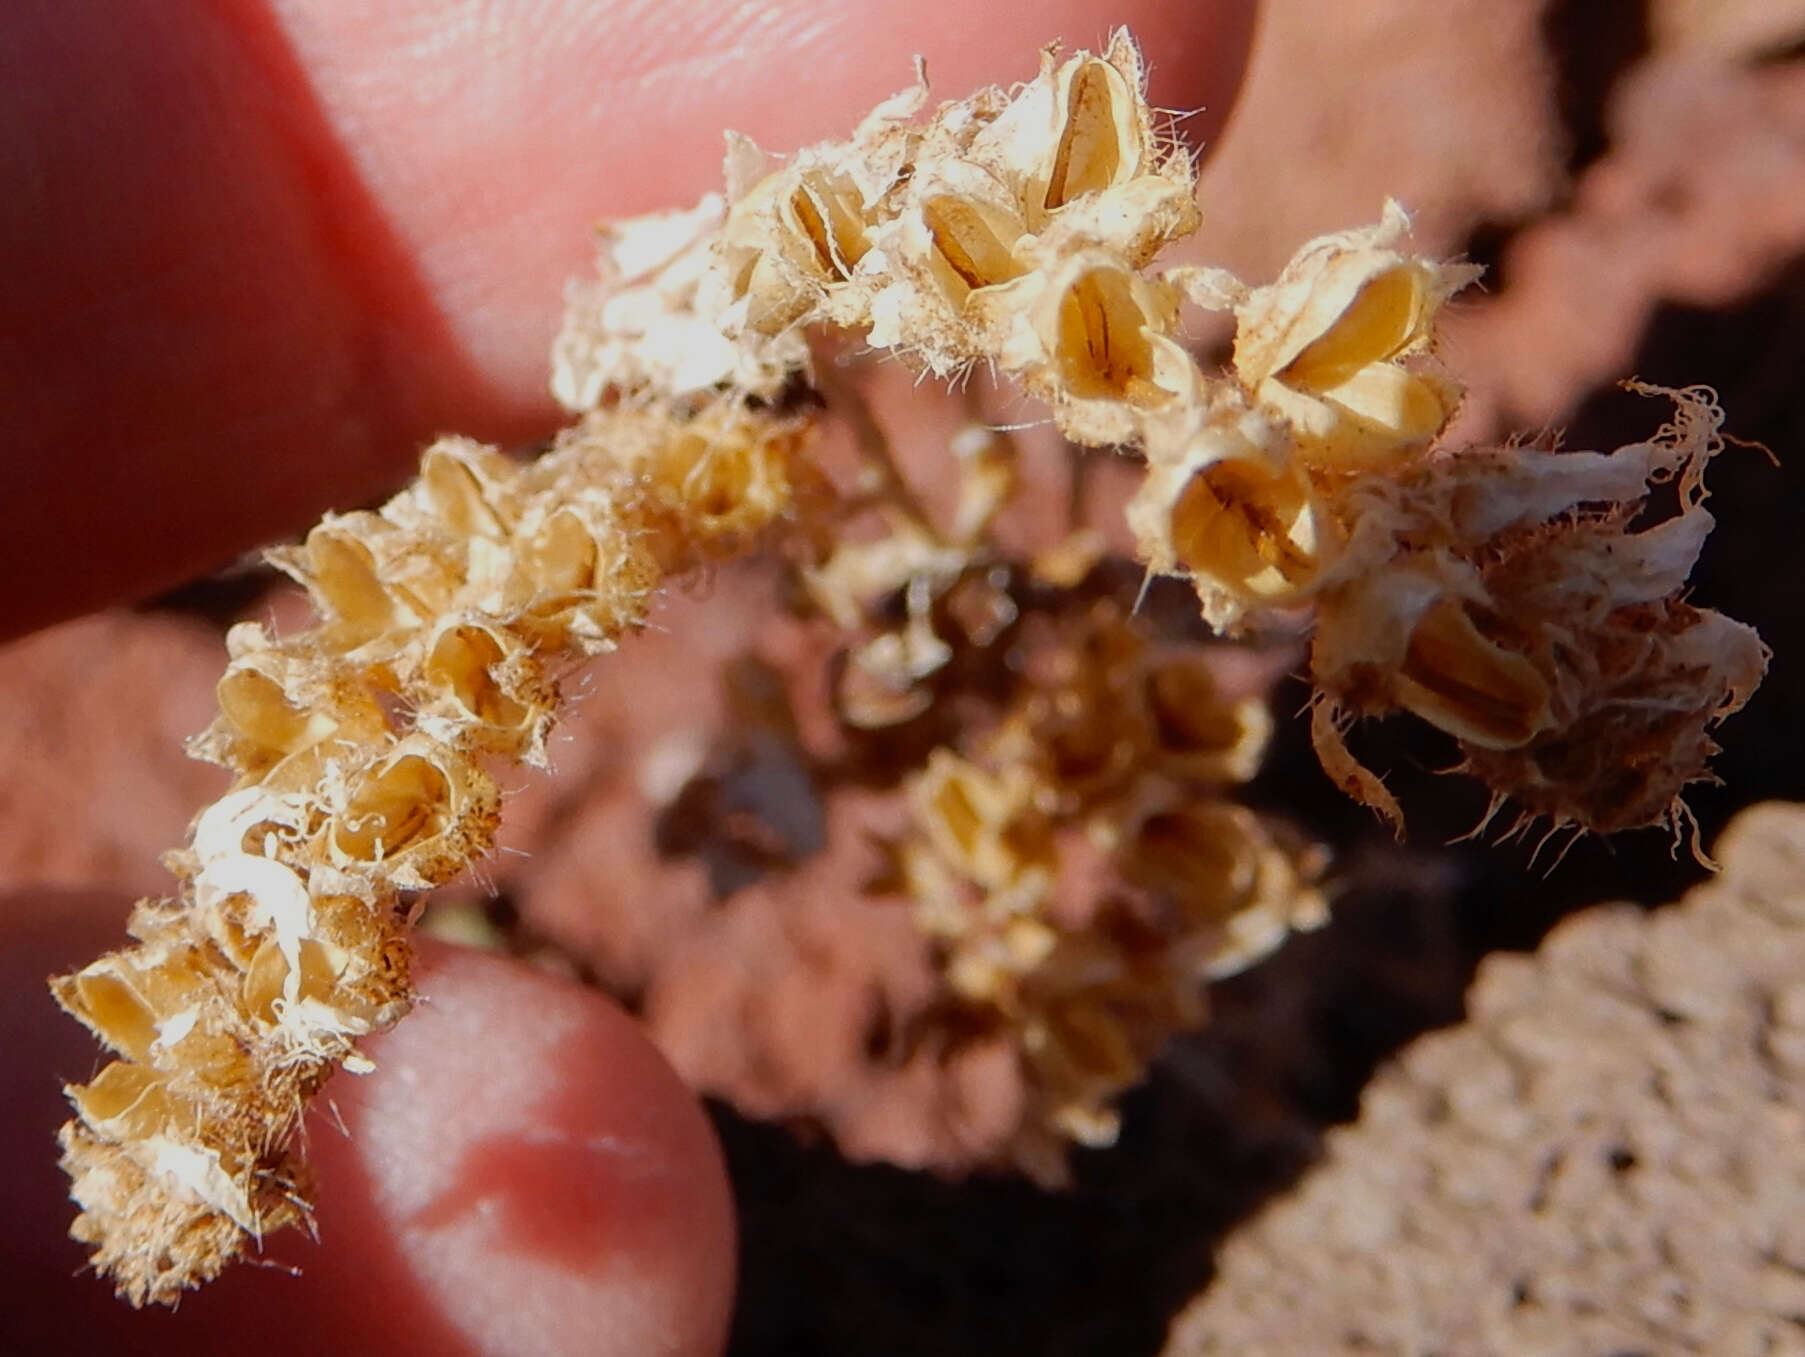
[53,29,1761,1305]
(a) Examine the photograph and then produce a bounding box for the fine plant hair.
[50,31,1765,1306]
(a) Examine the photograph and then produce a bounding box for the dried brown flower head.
[53,30,1760,1305]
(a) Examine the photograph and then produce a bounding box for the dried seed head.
[1392,597,1552,750]
[1137,650,1273,783]
[986,250,1190,444]
[60,1119,289,1307]
[878,580,1319,1175]
[1231,202,1478,470]
[322,739,499,889]
[54,28,1766,1304]
[912,748,1053,895]
[1312,388,1766,836]
[1458,602,1767,837]
[1129,411,1329,628]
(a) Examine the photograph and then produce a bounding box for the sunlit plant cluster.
[52,32,1761,1305]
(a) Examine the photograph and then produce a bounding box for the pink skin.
[1,900,735,1356]
[0,0,1253,638]
[0,1,1254,1349]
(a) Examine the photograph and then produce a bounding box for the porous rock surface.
[1166,801,1805,1357]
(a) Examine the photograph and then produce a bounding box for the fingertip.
[0,895,731,1356]
[319,940,735,1357]
[4,0,1256,630]
[273,0,1259,418]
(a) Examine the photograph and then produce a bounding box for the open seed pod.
[53,945,220,1068]
[720,156,881,335]
[1230,202,1479,471]
[502,488,661,652]
[419,616,556,761]
[985,248,1192,445]
[192,627,385,780]
[967,29,1195,257]
[971,34,1152,214]
[911,748,1055,899]
[1135,648,1274,784]
[866,157,1031,368]
[267,516,416,654]
[388,438,521,546]
[1129,401,1333,629]
[320,736,500,890]
[1314,562,1554,752]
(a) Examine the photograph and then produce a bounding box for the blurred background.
[5,1,1805,1352]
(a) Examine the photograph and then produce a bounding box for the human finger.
[0,896,735,1357]
[0,0,1255,636]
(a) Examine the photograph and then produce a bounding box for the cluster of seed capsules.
[53,30,1762,1304]
[889,587,1325,1177]
[50,399,817,1304]
[557,29,1762,835]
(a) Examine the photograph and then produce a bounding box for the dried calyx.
[51,404,808,1304]
[888,588,1323,1178]
[54,30,1761,1303]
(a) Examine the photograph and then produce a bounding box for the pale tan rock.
[1165,801,1805,1357]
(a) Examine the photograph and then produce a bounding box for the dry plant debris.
[1447,14,1805,444]
[1164,800,1805,1357]
[49,31,1762,1304]
[1184,0,1564,280]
